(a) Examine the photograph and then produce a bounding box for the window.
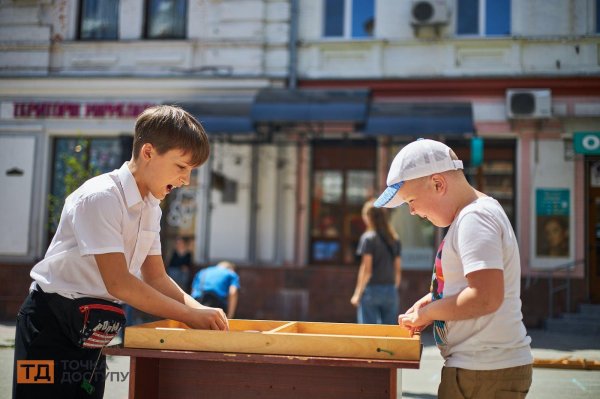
[49,137,124,236]
[145,0,187,39]
[323,0,375,38]
[79,0,119,40]
[310,140,376,265]
[447,138,517,227]
[456,0,510,36]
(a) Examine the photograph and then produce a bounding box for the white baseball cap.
[374,139,463,208]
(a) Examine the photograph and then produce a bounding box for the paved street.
[1,322,598,399]
[401,331,600,399]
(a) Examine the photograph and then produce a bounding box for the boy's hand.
[186,306,229,331]
[399,294,433,335]
[398,307,432,336]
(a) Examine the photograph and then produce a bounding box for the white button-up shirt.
[31,162,162,301]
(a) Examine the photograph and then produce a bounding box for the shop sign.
[574,132,600,155]
[11,102,156,119]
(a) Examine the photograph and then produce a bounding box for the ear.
[431,174,446,194]
[140,143,154,161]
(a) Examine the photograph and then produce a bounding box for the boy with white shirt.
[374,139,533,399]
[13,105,228,398]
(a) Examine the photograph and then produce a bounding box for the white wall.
[256,144,297,264]
[209,143,252,262]
[296,0,600,78]
[257,145,278,262]
[0,0,289,77]
[207,143,297,265]
[0,135,36,255]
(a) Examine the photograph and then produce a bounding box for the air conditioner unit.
[506,89,552,119]
[411,0,450,25]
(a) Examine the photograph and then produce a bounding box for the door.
[310,140,376,265]
[588,158,600,303]
[0,136,36,255]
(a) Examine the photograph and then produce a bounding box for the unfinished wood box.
[124,319,421,362]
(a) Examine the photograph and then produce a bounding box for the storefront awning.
[364,102,474,136]
[251,89,370,123]
[176,102,254,134]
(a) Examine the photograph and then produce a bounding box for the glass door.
[310,140,376,265]
[587,159,600,303]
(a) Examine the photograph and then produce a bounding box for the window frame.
[77,0,120,41]
[322,0,375,40]
[144,0,188,40]
[455,0,511,37]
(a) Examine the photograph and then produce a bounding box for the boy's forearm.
[111,274,193,322]
[145,273,202,309]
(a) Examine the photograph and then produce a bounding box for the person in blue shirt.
[191,261,240,318]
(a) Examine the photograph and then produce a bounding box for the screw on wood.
[377,347,394,356]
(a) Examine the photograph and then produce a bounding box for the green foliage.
[47,139,100,233]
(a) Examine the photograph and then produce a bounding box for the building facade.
[0,0,599,325]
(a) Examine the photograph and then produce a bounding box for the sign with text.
[10,102,156,119]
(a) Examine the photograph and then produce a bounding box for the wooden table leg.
[129,357,159,399]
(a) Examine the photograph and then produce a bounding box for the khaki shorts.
[438,364,533,399]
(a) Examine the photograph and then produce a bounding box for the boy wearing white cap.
[375,139,532,399]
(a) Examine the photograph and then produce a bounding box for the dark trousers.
[197,291,228,313]
[13,290,108,399]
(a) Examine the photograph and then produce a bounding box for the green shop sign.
[574,132,600,155]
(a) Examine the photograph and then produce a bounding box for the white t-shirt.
[431,197,533,370]
[30,162,162,301]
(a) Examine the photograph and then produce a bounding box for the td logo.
[16,360,54,384]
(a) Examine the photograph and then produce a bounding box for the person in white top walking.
[374,139,533,399]
[13,105,228,399]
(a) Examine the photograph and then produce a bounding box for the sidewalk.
[401,329,600,399]
[1,322,599,399]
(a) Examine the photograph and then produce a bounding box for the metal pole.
[288,0,299,89]
[548,275,553,319]
[248,144,259,263]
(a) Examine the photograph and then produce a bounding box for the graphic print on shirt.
[430,240,447,347]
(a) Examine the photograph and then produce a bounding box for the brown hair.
[362,199,398,249]
[133,105,209,166]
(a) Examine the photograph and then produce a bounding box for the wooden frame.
[124,319,421,361]
[105,319,422,399]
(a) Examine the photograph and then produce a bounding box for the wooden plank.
[265,321,298,333]
[294,321,412,337]
[105,345,421,369]
[154,358,395,399]
[123,319,421,361]
[534,357,600,370]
